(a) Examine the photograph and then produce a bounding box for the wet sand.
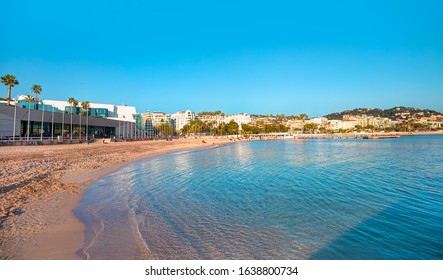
[0,137,240,259]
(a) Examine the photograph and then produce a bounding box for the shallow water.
[74,135,443,259]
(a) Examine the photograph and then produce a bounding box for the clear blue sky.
[1,0,442,117]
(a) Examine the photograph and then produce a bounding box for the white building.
[171,110,195,131]
[329,120,358,131]
[151,111,171,126]
[41,98,137,122]
[288,119,305,130]
[197,114,226,126]
[343,114,393,128]
[225,113,252,130]
[309,117,328,127]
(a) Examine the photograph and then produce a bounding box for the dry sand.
[0,137,240,259]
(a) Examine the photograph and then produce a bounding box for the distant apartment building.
[287,119,305,131]
[195,112,251,131]
[329,119,358,131]
[196,114,225,126]
[309,117,328,127]
[368,117,392,128]
[252,116,275,125]
[419,116,443,129]
[225,113,252,130]
[171,110,195,131]
[151,111,171,126]
[343,114,392,128]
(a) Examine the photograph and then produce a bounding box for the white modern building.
[40,98,137,122]
[171,110,195,131]
[225,113,252,130]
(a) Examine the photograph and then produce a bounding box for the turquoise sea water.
[74,135,443,259]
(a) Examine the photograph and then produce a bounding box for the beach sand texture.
[0,137,236,259]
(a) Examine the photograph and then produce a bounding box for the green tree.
[67,97,78,140]
[276,114,286,121]
[207,120,218,135]
[1,74,19,106]
[81,101,90,141]
[365,125,375,132]
[198,110,225,116]
[31,84,42,110]
[218,122,228,135]
[227,120,239,134]
[300,113,309,120]
[181,124,190,135]
[303,123,318,133]
[24,95,34,140]
[81,101,90,116]
[190,119,208,134]
[158,123,174,137]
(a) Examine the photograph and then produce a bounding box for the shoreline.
[0,137,241,259]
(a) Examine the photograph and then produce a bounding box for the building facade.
[0,105,123,139]
[40,98,137,122]
[1,98,143,140]
[171,110,195,131]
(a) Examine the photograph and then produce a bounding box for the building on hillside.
[368,117,392,128]
[287,119,306,131]
[329,120,358,131]
[309,117,328,127]
[343,114,393,129]
[419,116,443,129]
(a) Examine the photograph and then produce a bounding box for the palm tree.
[67,97,78,140]
[300,113,309,120]
[31,84,42,110]
[24,95,34,141]
[1,74,19,106]
[81,101,90,142]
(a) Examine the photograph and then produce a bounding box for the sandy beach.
[0,137,238,259]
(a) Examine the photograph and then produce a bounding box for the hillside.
[324,107,442,120]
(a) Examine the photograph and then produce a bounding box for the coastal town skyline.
[1,0,442,117]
